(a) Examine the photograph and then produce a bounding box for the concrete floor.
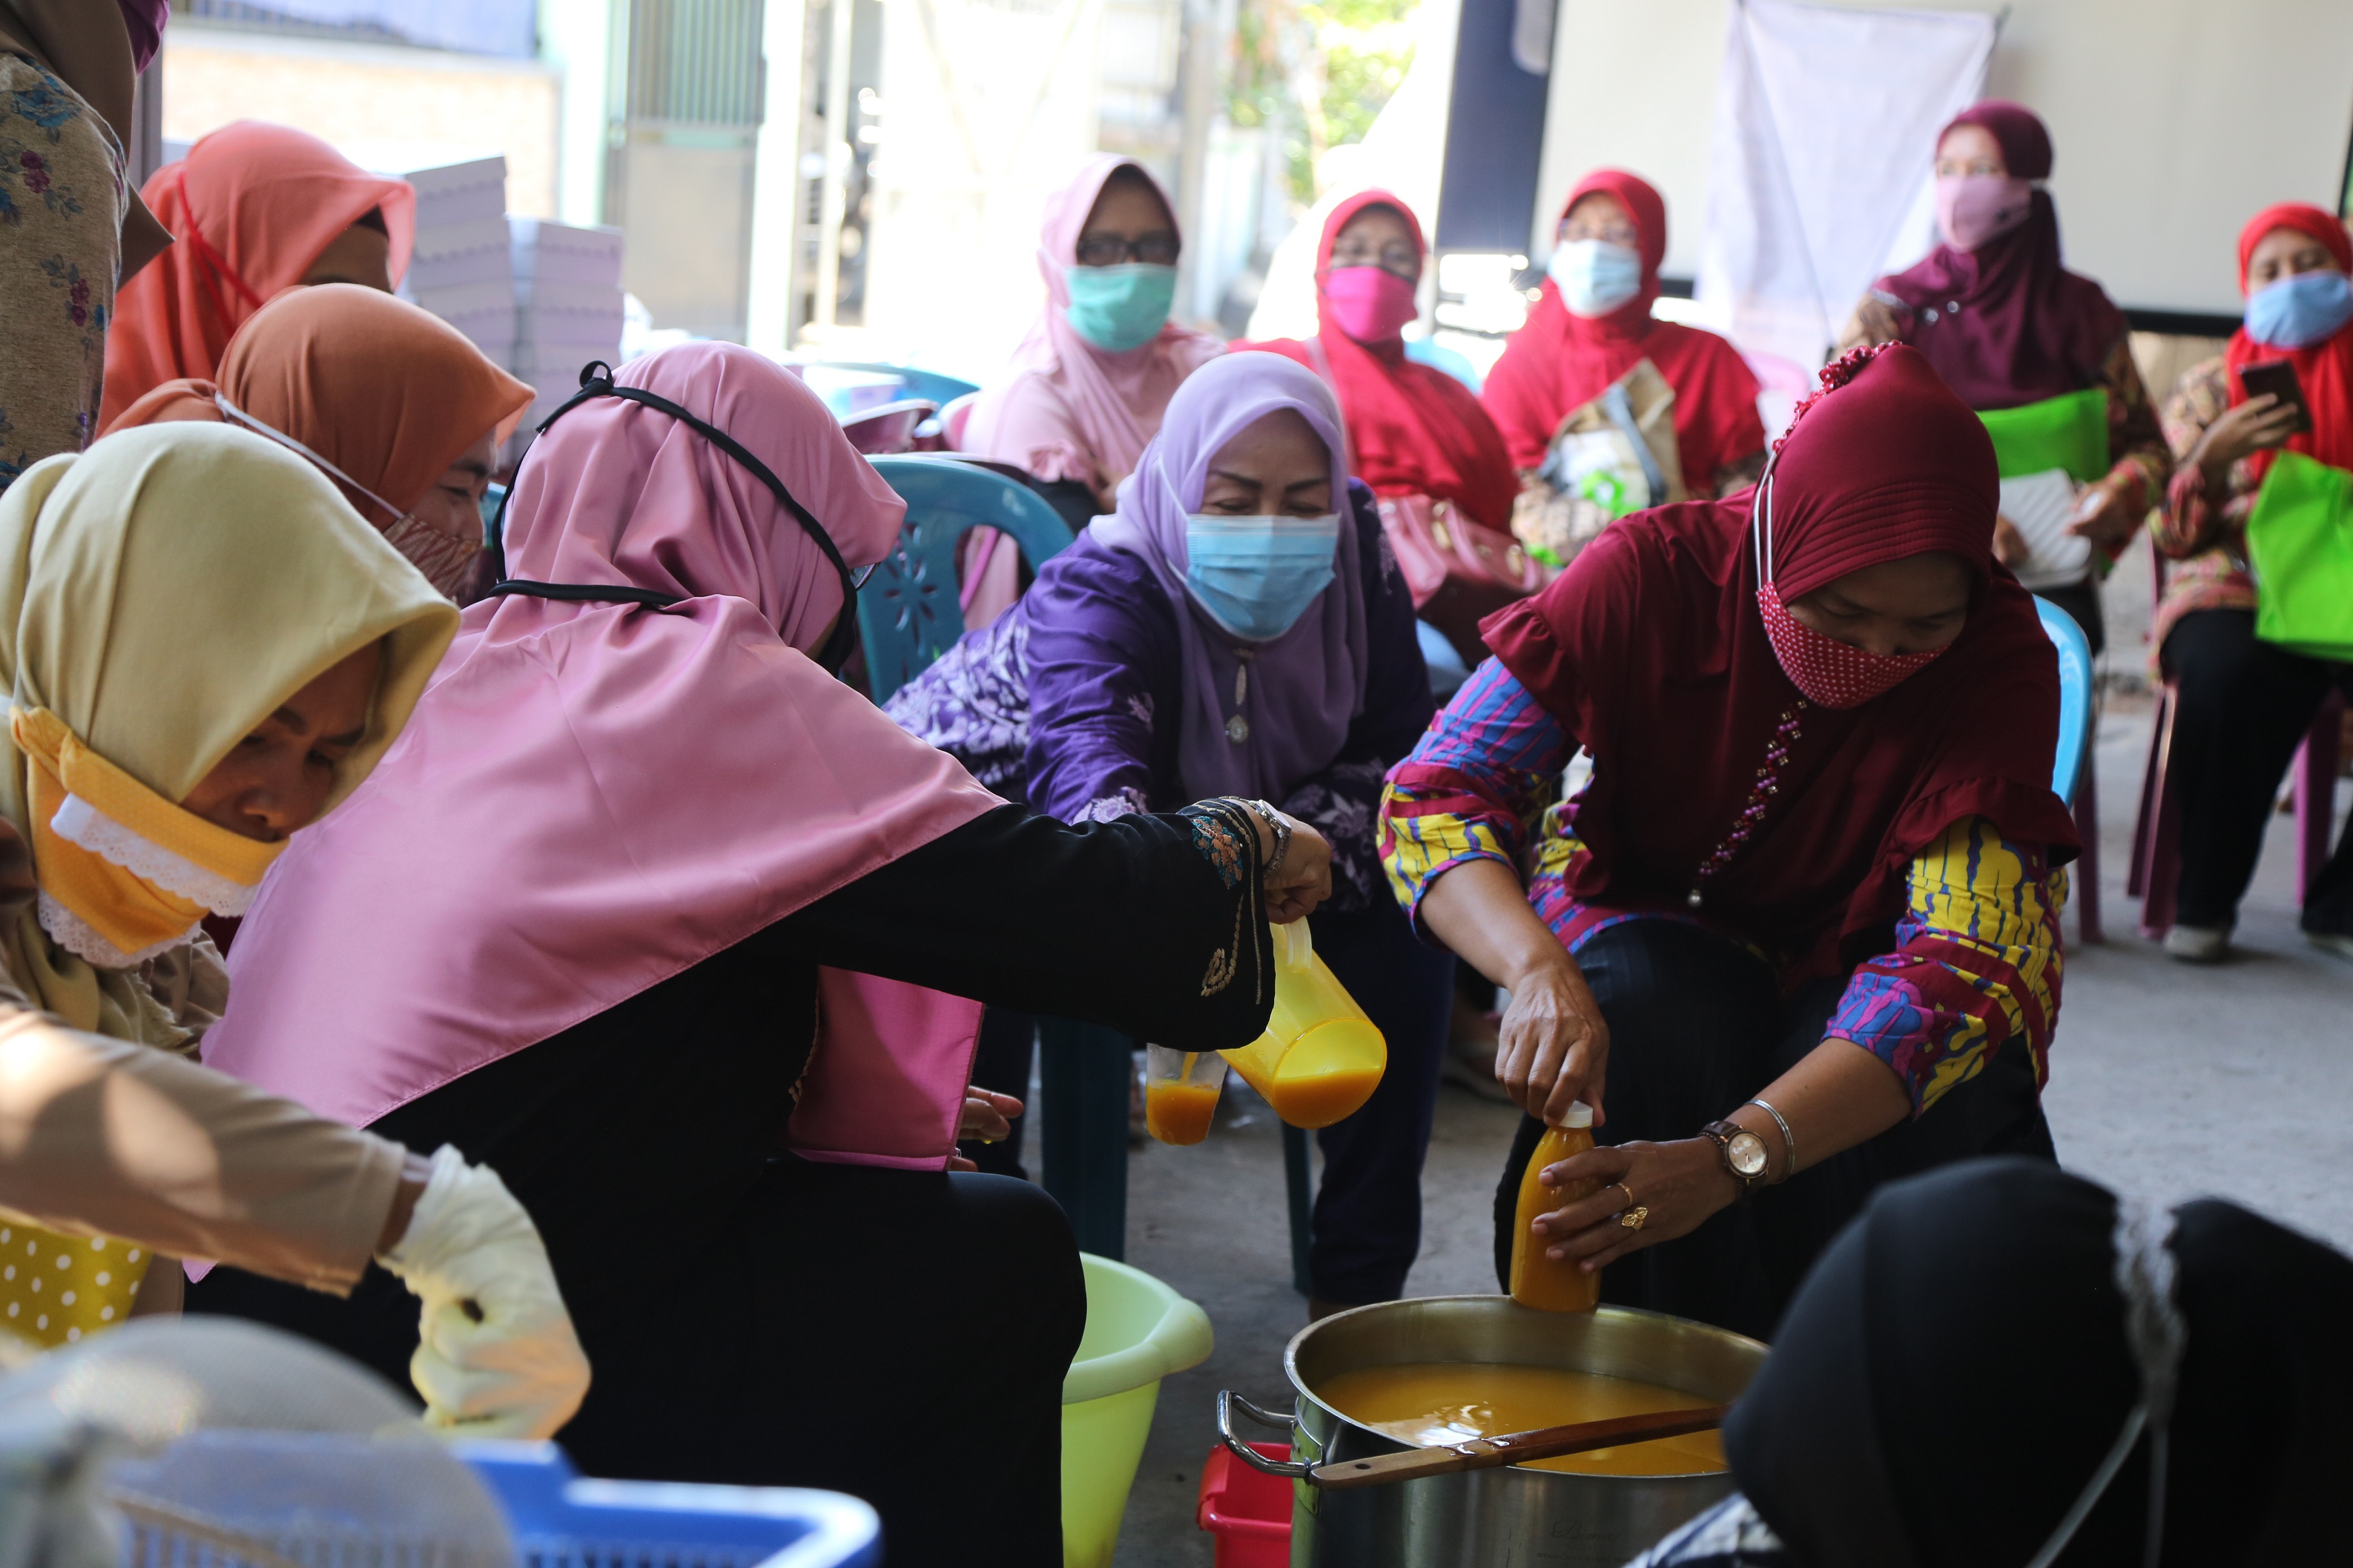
[1075,697,2351,1567]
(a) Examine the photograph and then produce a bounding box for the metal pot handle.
[1216,1389,1316,1479]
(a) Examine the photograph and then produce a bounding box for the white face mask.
[1548,239,1644,317]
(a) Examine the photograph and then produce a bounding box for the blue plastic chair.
[797,360,982,420]
[857,455,1073,704]
[1404,335,1481,393]
[2038,596,2102,943]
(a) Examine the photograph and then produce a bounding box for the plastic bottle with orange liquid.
[1217,920,1387,1129]
[1509,1101,1602,1312]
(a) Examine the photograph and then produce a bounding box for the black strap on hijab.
[484,361,863,674]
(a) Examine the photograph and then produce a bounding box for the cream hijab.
[0,424,456,1043]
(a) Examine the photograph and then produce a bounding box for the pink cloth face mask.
[1935,174,2034,252]
[1756,584,1946,708]
[1321,265,1419,344]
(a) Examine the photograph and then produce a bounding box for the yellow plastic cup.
[1218,919,1386,1129]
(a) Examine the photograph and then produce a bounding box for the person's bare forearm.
[1723,1038,1910,1180]
[1418,857,1571,990]
[0,0,136,140]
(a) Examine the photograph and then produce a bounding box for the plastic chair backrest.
[840,398,937,455]
[1403,335,1481,393]
[2038,596,2094,807]
[859,455,1075,702]
[797,360,982,412]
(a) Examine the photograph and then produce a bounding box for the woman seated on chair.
[890,352,1455,1321]
[1839,101,2171,655]
[1627,1157,2353,1567]
[188,343,1332,1568]
[107,283,531,600]
[1380,344,2077,1341]
[965,155,1222,534]
[2143,203,2353,966]
[1483,170,1766,512]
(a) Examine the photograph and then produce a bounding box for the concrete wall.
[160,22,562,216]
[1533,0,2353,315]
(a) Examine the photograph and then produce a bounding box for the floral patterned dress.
[0,54,123,491]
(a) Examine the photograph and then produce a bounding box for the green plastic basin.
[1060,1253,1214,1567]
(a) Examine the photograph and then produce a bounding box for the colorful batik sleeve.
[1378,658,1571,928]
[1825,816,2063,1116]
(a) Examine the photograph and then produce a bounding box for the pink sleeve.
[785,970,982,1171]
[969,373,1100,485]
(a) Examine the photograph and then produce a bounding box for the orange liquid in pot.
[1313,1363,1726,1476]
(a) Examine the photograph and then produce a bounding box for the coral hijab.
[1233,190,1518,531]
[1482,169,1764,493]
[965,154,1221,487]
[101,122,415,429]
[2223,202,2353,480]
[106,285,532,597]
[1480,344,2076,976]
[202,344,1004,1167]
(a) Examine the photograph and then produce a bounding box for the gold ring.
[1610,1181,1635,1211]
[1619,1206,1649,1232]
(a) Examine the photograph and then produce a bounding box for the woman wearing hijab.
[1630,1157,2352,1567]
[967,154,1222,530]
[1381,344,2077,1338]
[892,352,1451,1317]
[188,343,1330,1565]
[107,283,533,599]
[1843,102,2170,654]
[0,421,586,1436]
[1484,170,1766,504]
[100,120,415,429]
[2142,204,2353,966]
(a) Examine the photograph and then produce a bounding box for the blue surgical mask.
[1182,515,1341,642]
[1063,263,1178,352]
[1548,239,1643,317]
[2245,268,2353,349]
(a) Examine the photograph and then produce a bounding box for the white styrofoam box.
[403,244,514,294]
[410,279,516,319]
[341,140,508,227]
[510,217,625,287]
[515,277,623,314]
[519,309,626,348]
[412,216,514,262]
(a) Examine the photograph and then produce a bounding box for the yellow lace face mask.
[9,706,285,967]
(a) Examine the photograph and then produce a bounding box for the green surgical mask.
[1063,263,1177,352]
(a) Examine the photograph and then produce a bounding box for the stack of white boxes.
[357,147,516,366]
[510,219,627,433]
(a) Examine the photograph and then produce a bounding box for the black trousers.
[189,1158,1083,1568]
[2161,608,2353,934]
[1491,919,2054,1342]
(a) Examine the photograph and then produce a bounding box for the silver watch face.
[1728,1130,1770,1178]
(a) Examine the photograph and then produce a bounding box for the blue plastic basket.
[456,1443,881,1568]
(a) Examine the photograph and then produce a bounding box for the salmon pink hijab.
[201,343,1004,1169]
[965,154,1221,489]
[106,285,531,596]
[101,122,416,429]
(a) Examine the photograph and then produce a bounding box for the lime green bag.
[1976,388,2110,481]
[2246,449,2353,661]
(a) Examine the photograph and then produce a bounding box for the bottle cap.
[1561,1101,1593,1128]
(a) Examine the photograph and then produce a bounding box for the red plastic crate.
[1196,1443,1293,1567]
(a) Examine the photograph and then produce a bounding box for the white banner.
[1695,0,1993,407]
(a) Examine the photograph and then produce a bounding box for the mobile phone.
[2238,360,2314,434]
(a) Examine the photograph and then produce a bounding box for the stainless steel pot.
[1216,1295,1767,1568]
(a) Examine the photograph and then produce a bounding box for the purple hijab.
[1873,101,2125,411]
[1089,350,1370,801]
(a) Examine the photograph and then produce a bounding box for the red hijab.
[1232,190,1518,531]
[1873,102,2125,412]
[2223,202,2353,480]
[1480,344,2077,976]
[1482,170,1765,496]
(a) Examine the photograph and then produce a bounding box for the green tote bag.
[2246,450,2353,662]
[1976,387,2110,481]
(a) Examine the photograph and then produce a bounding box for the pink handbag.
[1378,493,1541,664]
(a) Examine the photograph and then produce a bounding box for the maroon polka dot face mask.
[1755,583,1947,708]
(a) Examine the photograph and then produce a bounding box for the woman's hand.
[1992,513,2030,567]
[2064,476,2142,551]
[1837,295,1905,351]
[1492,950,1610,1127]
[945,1087,1023,1170]
[1529,1138,1738,1271]
[1262,814,1331,924]
[2192,393,2301,490]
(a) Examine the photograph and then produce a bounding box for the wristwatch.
[1701,1120,1772,1196]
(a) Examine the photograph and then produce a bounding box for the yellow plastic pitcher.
[1218,919,1386,1128]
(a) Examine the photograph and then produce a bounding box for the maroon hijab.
[1481,344,2078,976]
[1874,102,2125,412]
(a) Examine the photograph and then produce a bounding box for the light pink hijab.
[965,154,1223,489]
[200,343,1004,1169]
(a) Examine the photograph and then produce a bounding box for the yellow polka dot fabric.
[0,1223,149,1347]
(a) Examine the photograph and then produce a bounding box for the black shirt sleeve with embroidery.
[774,800,1276,1049]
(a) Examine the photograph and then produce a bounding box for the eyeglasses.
[1558,220,1640,249]
[1074,231,1180,267]
[1328,243,1420,276]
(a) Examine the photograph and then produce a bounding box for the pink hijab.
[200,343,1004,1169]
[965,155,1222,488]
